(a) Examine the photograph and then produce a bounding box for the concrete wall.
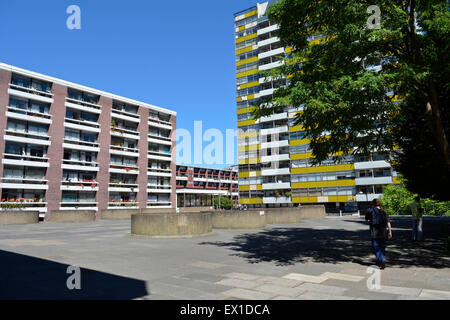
[179,207,213,213]
[0,211,40,225]
[211,211,267,229]
[141,208,177,214]
[48,210,96,223]
[131,213,212,237]
[298,205,326,219]
[101,209,139,220]
[265,208,303,224]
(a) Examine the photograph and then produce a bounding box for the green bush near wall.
[380,185,450,216]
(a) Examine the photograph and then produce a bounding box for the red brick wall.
[45,83,67,219]
[170,114,177,208]
[0,69,11,199]
[137,107,149,209]
[96,96,112,216]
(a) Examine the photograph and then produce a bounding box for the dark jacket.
[365,207,390,239]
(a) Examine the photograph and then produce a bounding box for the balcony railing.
[9,83,53,99]
[7,106,52,120]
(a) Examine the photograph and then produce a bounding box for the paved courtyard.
[0,216,449,300]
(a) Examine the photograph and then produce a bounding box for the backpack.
[366,207,388,239]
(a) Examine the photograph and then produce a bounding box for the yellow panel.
[238,131,259,139]
[238,119,255,127]
[292,197,318,203]
[239,80,260,90]
[247,93,255,100]
[238,157,261,165]
[237,106,257,115]
[240,198,263,205]
[290,138,311,146]
[291,164,354,175]
[392,177,403,184]
[236,68,258,78]
[289,125,304,132]
[239,172,249,178]
[238,144,260,152]
[292,179,355,189]
[285,47,293,53]
[239,185,250,191]
[236,45,254,55]
[245,10,258,18]
[239,26,245,32]
[328,196,355,202]
[236,56,259,67]
[291,152,314,160]
[236,33,257,44]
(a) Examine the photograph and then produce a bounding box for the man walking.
[409,196,424,241]
[365,199,393,269]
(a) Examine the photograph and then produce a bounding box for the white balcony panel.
[261,140,289,149]
[356,194,383,202]
[64,122,101,133]
[147,171,172,178]
[0,183,48,190]
[108,168,139,175]
[354,160,392,170]
[261,154,290,163]
[148,137,172,146]
[4,135,51,146]
[111,111,140,123]
[262,182,291,190]
[110,131,140,140]
[61,164,99,172]
[260,126,288,136]
[148,154,172,161]
[355,176,393,186]
[258,37,280,48]
[176,189,231,195]
[261,168,291,176]
[177,176,188,181]
[259,60,284,71]
[108,188,139,193]
[109,149,139,158]
[148,121,172,130]
[258,47,284,60]
[65,102,102,114]
[147,188,172,193]
[63,143,100,153]
[6,111,52,125]
[257,24,279,36]
[61,186,99,191]
[2,159,49,168]
[259,88,275,97]
[260,112,288,123]
[263,197,292,204]
[60,207,98,211]
[8,88,54,104]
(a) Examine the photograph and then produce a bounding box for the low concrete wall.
[48,210,96,223]
[140,208,176,214]
[131,213,212,237]
[265,208,303,224]
[101,209,139,220]
[298,205,326,219]
[179,207,213,213]
[211,211,266,229]
[0,211,40,225]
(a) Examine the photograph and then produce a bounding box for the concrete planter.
[0,211,40,225]
[211,211,267,229]
[101,209,139,220]
[265,208,303,224]
[131,213,213,237]
[141,208,176,214]
[48,210,96,223]
[298,205,326,219]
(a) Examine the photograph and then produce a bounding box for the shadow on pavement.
[200,217,450,268]
[0,249,148,300]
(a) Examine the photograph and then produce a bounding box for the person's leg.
[417,218,423,241]
[372,239,382,265]
[412,219,417,241]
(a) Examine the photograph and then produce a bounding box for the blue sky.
[0,0,259,168]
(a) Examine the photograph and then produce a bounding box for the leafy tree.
[381,184,450,215]
[252,0,450,198]
[214,196,233,210]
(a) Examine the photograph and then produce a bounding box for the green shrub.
[214,196,233,210]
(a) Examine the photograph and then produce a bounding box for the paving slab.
[221,288,278,300]
[320,272,365,282]
[371,285,422,296]
[255,276,303,288]
[222,272,263,281]
[296,283,349,295]
[254,284,306,297]
[296,292,357,300]
[419,289,450,300]
[216,278,260,289]
[282,273,328,284]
